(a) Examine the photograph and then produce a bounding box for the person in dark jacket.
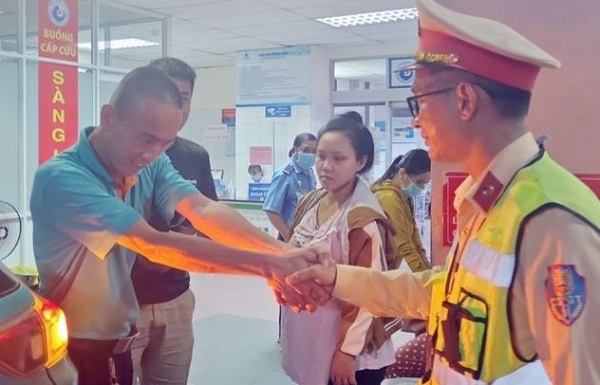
[129,57,217,385]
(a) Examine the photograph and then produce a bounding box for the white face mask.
[250,174,263,183]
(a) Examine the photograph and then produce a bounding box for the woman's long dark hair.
[375,148,431,184]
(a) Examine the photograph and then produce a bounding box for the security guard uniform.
[263,158,316,229]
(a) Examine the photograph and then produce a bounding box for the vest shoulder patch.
[545,264,586,327]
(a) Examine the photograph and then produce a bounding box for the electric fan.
[0,200,21,261]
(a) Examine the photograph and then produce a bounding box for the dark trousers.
[68,342,133,385]
[327,367,387,385]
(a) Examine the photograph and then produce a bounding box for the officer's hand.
[267,247,329,312]
[286,253,337,300]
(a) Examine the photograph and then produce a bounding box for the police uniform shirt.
[333,132,600,385]
[453,132,600,385]
[332,0,598,383]
[262,158,316,227]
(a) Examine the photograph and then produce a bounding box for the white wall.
[187,41,419,118]
[185,44,417,200]
[190,65,237,110]
[326,41,417,62]
[180,65,237,193]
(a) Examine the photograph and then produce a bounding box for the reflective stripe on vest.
[462,240,514,288]
[430,356,551,385]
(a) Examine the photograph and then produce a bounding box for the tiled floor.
[188,274,419,385]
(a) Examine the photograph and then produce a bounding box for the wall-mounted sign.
[236,46,311,106]
[249,146,273,165]
[202,124,230,141]
[221,108,236,128]
[265,105,291,118]
[392,117,419,143]
[389,57,416,89]
[248,183,271,202]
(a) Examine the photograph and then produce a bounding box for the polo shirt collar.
[76,126,139,188]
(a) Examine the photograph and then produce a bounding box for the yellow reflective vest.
[424,152,600,384]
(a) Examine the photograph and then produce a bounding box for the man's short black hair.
[150,57,197,92]
[110,66,183,118]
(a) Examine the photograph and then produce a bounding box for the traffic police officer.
[287,0,600,384]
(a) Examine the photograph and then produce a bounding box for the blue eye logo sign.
[48,0,70,28]
[396,68,413,82]
[389,57,415,88]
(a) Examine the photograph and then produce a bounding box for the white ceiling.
[110,0,418,71]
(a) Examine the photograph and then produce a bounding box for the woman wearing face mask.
[263,133,317,242]
[371,148,433,380]
[371,149,432,271]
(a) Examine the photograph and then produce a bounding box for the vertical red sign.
[38,0,79,165]
[576,174,600,199]
[442,172,468,246]
[442,172,600,247]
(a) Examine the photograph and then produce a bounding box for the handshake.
[268,245,339,312]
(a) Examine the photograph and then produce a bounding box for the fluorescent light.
[317,8,418,28]
[78,38,159,51]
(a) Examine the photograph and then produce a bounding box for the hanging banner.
[38,0,79,165]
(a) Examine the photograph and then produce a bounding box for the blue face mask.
[403,183,426,198]
[296,153,316,170]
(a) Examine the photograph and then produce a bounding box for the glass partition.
[334,58,387,91]
[0,57,21,205]
[0,0,19,53]
[98,3,163,69]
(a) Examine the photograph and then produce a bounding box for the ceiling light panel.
[78,38,160,51]
[317,8,418,28]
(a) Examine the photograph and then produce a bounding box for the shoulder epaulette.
[283,164,294,175]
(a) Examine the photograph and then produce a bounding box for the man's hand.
[268,247,331,312]
[285,254,338,293]
[330,350,357,385]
